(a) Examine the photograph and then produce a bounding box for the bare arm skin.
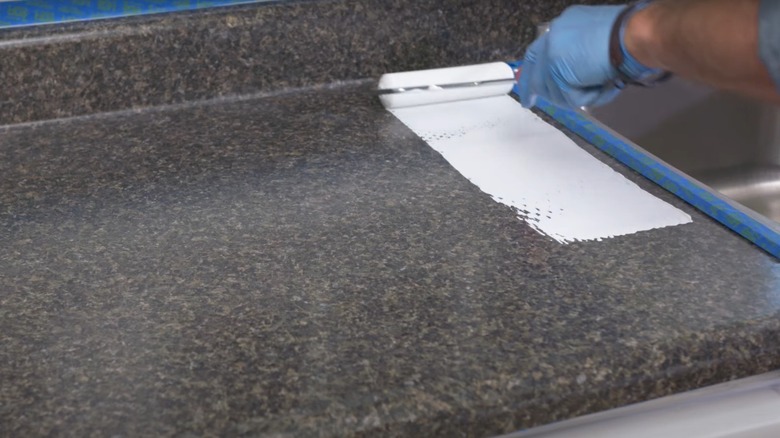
[625,0,780,102]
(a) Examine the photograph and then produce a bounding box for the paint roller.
[377,62,520,110]
[378,23,551,110]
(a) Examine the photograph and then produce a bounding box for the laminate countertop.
[1,1,779,436]
[2,81,779,437]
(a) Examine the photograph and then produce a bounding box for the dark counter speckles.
[0,0,532,125]
[0,0,625,126]
[1,82,779,437]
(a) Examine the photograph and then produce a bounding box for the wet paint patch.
[390,95,692,243]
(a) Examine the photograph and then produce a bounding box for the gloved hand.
[518,5,634,109]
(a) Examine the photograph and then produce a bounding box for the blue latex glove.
[518,5,626,109]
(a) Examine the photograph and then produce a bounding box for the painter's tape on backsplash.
[0,1,264,28]
[390,95,692,243]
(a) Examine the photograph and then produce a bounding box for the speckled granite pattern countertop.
[0,0,533,125]
[2,0,780,436]
[2,81,780,437]
[0,0,624,125]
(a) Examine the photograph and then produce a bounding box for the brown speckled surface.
[0,0,623,126]
[0,0,525,124]
[2,81,780,437]
[1,1,780,437]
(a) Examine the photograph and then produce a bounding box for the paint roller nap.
[378,62,516,109]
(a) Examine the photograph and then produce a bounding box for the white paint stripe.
[390,95,692,243]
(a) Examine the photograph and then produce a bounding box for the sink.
[588,77,780,223]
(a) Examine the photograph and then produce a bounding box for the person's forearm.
[625,0,780,102]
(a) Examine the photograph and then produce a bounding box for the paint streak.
[390,95,692,243]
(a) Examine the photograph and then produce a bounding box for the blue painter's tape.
[0,1,263,28]
[507,74,780,258]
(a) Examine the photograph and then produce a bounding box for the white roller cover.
[378,62,515,109]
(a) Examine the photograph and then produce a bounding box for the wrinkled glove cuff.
[609,0,670,87]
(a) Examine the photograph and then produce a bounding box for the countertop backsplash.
[0,0,621,125]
